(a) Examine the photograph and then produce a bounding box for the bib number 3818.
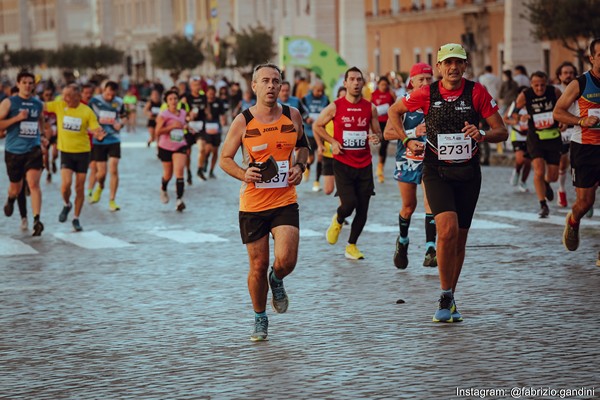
[437,133,472,161]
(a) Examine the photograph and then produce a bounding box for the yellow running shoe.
[109,200,120,212]
[345,244,365,260]
[91,186,103,204]
[326,214,342,245]
[377,162,384,183]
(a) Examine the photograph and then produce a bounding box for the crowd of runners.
[1,39,599,340]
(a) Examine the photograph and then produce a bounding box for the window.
[543,49,550,76]
[427,52,432,66]
[374,49,381,76]
[394,49,400,72]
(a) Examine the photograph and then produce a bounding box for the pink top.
[158,109,187,151]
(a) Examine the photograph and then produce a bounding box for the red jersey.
[333,97,373,168]
[371,89,394,122]
[402,78,498,118]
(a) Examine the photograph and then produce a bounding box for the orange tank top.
[240,105,298,212]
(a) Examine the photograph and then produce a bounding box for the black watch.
[294,162,306,173]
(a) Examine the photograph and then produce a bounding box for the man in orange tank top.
[219,63,309,342]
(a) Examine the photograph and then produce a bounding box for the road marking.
[150,229,228,243]
[53,231,133,249]
[480,210,600,226]
[300,228,322,237]
[0,235,38,256]
[362,218,517,233]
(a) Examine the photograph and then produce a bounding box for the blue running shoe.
[433,293,454,323]
[269,269,289,313]
[451,299,463,322]
[250,316,269,342]
[59,203,72,223]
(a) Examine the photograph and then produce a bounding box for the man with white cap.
[388,44,507,323]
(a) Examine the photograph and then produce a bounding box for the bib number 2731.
[437,134,472,161]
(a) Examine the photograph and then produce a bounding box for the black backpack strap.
[242,109,254,124]
[282,104,291,120]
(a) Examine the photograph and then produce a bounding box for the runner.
[313,67,382,260]
[88,81,126,211]
[555,61,578,207]
[182,77,207,182]
[384,63,437,269]
[514,71,563,218]
[219,63,309,341]
[123,87,137,133]
[554,38,600,257]
[279,80,309,180]
[371,76,396,183]
[388,43,507,322]
[41,87,58,183]
[155,89,190,211]
[301,80,330,192]
[143,88,162,147]
[504,87,531,192]
[0,71,46,236]
[198,85,226,179]
[45,84,104,231]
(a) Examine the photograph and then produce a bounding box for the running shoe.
[345,244,365,260]
[326,214,342,245]
[197,168,207,181]
[187,169,193,185]
[58,203,72,223]
[90,186,103,204]
[432,293,454,323]
[422,246,437,268]
[518,181,528,192]
[269,269,289,314]
[509,170,519,186]
[72,218,83,232]
[4,198,14,217]
[538,204,549,219]
[377,163,384,183]
[562,212,579,251]
[544,181,554,202]
[585,207,594,218]
[209,171,216,179]
[160,189,169,204]
[109,200,120,212]
[32,220,44,237]
[302,168,310,182]
[46,173,52,183]
[312,181,321,192]
[20,217,28,231]
[557,191,568,208]
[393,236,409,269]
[451,299,463,322]
[176,198,186,212]
[51,160,57,173]
[250,316,269,342]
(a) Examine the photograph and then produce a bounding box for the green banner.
[279,36,348,99]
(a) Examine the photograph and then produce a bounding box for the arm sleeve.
[401,86,430,113]
[46,101,58,113]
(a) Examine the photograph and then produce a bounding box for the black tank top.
[524,85,559,133]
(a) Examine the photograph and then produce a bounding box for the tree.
[149,35,205,83]
[79,44,123,70]
[7,49,47,70]
[523,0,600,71]
[229,25,276,88]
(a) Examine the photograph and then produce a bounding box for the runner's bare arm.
[219,113,261,183]
[386,100,409,141]
[0,98,27,131]
[553,80,597,127]
[312,102,336,145]
[369,104,382,144]
[478,112,508,143]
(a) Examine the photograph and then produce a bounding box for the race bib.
[376,103,390,116]
[151,107,161,115]
[255,160,289,189]
[561,128,573,143]
[309,112,320,121]
[588,108,600,129]
[63,116,82,132]
[189,121,204,132]
[98,110,116,125]
[437,133,472,161]
[192,107,199,115]
[404,146,424,161]
[206,122,220,135]
[533,111,554,130]
[19,121,38,138]
[170,128,185,142]
[342,130,367,150]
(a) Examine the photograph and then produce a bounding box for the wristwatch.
[294,162,307,173]
[479,129,486,140]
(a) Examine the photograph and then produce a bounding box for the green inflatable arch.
[279,36,348,99]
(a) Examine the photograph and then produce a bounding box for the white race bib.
[192,107,199,114]
[587,108,600,129]
[376,103,390,116]
[63,116,82,132]
[151,107,161,115]
[437,133,472,161]
[19,121,38,137]
[255,160,289,189]
[309,112,320,121]
[206,122,220,135]
[533,111,554,130]
[170,128,185,142]
[188,121,204,132]
[342,130,367,150]
[98,110,116,125]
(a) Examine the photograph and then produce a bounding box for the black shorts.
[147,119,157,128]
[322,157,334,176]
[49,135,57,145]
[91,143,121,162]
[307,136,317,154]
[4,147,43,182]
[527,135,561,165]
[61,151,90,174]
[333,159,375,198]
[423,163,481,229]
[511,141,530,158]
[202,133,222,147]
[560,143,570,155]
[239,203,299,244]
[158,146,188,162]
[570,142,600,188]
[378,121,389,158]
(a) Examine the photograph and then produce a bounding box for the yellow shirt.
[46,100,100,153]
[323,121,334,158]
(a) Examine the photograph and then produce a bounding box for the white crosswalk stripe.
[53,230,133,249]
[149,229,228,243]
[0,235,38,256]
[480,210,600,226]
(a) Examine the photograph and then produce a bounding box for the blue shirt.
[89,95,125,145]
[301,92,329,137]
[5,95,43,154]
